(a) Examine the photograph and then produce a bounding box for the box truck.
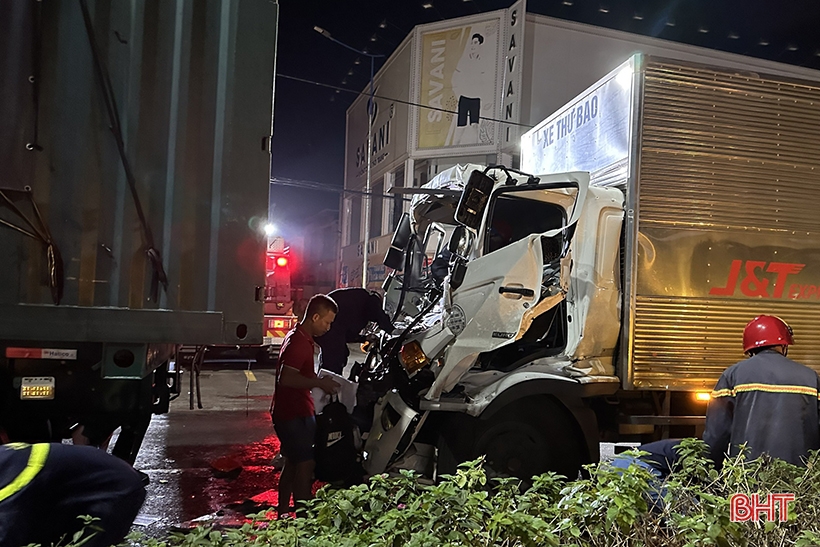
[361,53,820,480]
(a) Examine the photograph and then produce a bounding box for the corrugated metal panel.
[629,58,820,389]
[633,296,820,390]
[639,60,820,233]
[0,1,277,345]
[591,158,629,188]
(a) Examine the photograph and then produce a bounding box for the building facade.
[341,2,816,290]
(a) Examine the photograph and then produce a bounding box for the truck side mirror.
[384,247,404,271]
[455,170,494,230]
[447,225,473,258]
[392,213,412,249]
[384,213,413,270]
[450,260,467,290]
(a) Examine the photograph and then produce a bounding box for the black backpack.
[314,397,358,483]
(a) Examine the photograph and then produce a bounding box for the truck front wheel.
[438,397,584,482]
[480,398,585,481]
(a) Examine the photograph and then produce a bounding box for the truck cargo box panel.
[629,58,820,388]
[0,0,276,345]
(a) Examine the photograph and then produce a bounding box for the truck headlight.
[399,341,429,373]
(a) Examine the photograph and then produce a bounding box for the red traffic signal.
[276,256,289,268]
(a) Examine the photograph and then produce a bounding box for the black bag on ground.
[314,397,357,483]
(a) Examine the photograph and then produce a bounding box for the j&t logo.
[710,260,819,300]
[730,493,795,522]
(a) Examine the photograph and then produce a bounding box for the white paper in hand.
[312,369,357,414]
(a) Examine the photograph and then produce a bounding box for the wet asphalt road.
[129,352,635,539]
[133,365,281,537]
[132,344,370,537]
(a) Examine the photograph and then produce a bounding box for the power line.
[270,176,339,192]
[270,176,413,201]
[278,73,533,128]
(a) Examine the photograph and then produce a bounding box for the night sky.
[270,0,820,237]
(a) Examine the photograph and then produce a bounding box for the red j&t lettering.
[710,260,806,299]
[766,262,805,298]
[710,260,743,296]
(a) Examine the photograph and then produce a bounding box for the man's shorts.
[273,415,316,463]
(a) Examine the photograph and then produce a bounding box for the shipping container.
[0,0,278,461]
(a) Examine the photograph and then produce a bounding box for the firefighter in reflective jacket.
[0,442,146,547]
[704,315,820,466]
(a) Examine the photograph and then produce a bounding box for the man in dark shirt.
[704,315,820,466]
[271,294,340,517]
[315,288,394,375]
[430,248,453,286]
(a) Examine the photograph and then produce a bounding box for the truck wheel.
[472,397,583,482]
[111,413,152,465]
[435,413,476,479]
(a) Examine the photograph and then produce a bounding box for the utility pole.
[314,26,384,289]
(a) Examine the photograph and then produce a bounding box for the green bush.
[76,440,820,546]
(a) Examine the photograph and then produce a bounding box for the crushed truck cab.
[364,166,623,478]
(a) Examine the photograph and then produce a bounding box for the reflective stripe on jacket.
[704,350,820,466]
[0,443,50,502]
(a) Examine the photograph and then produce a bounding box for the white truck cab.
[365,165,623,479]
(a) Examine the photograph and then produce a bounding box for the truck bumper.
[363,390,423,475]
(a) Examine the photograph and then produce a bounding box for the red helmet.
[743,315,794,353]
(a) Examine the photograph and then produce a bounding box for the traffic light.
[266,253,290,272]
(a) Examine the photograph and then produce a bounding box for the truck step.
[620,415,705,426]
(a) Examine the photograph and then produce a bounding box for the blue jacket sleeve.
[703,371,734,467]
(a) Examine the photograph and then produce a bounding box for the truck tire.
[477,397,584,481]
[435,413,475,479]
[438,397,584,483]
[111,413,152,465]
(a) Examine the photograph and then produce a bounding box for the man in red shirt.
[271,294,340,517]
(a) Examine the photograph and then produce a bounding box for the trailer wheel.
[438,397,584,482]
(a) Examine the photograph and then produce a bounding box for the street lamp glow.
[616,65,633,89]
[263,223,276,236]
